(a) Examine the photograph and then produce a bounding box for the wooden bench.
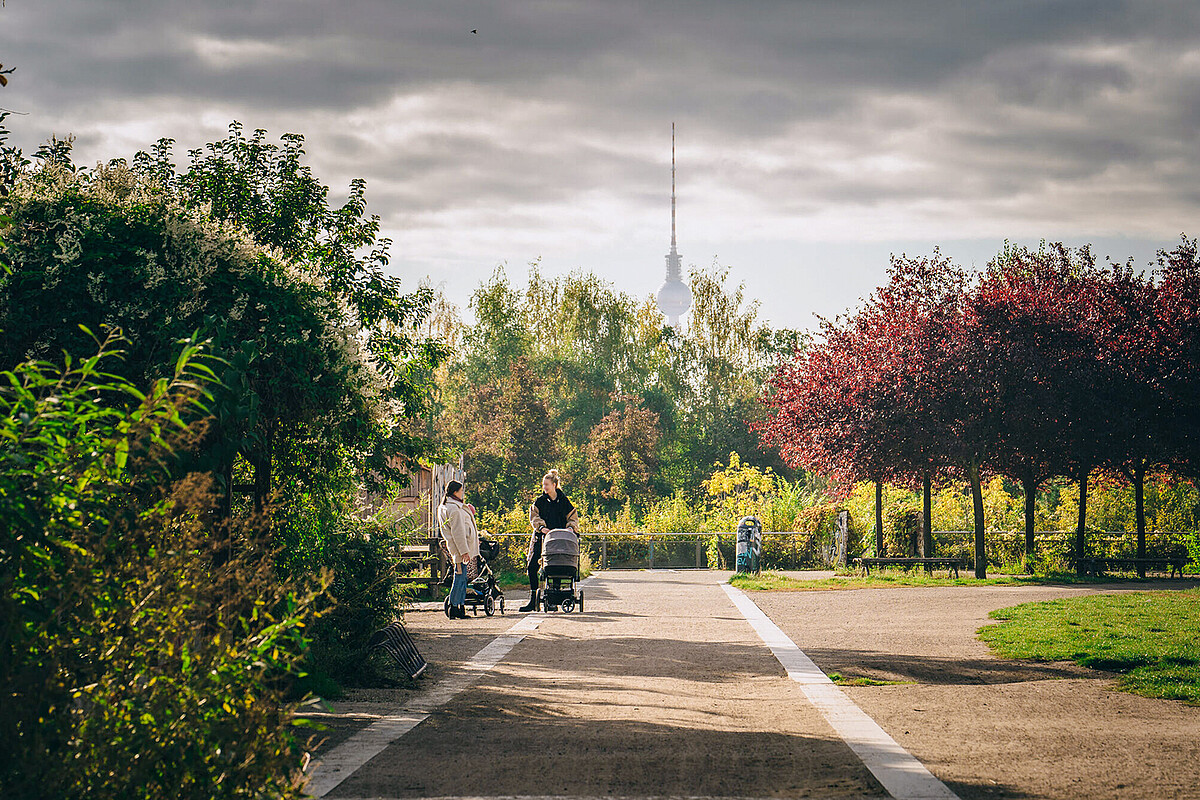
[855,557,968,578]
[1077,556,1192,579]
[391,538,444,598]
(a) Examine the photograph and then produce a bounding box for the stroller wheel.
[561,597,575,613]
[536,589,544,612]
[499,596,505,615]
[443,597,452,618]
[484,595,496,616]
[578,591,583,612]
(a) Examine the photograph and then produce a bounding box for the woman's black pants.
[527,534,542,592]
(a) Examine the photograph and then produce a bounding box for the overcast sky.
[4,1,1200,331]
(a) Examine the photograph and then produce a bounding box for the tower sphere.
[657,275,692,327]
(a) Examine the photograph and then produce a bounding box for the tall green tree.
[3,127,444,514]
[584,395,661,514]
[444,354,559,509]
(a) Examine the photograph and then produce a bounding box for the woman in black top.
[520,469,579,611]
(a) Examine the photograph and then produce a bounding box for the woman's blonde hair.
[543,469,561,487]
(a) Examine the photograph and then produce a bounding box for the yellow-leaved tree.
[704,452,777,529]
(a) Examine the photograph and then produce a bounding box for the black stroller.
[443,538,505,617]
[537,528,583,612]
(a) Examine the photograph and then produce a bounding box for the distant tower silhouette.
[657,123,692,327]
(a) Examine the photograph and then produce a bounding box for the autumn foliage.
[762,240,1200,577]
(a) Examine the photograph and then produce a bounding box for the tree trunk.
[220,459,234,520]
[253,452,271,512]
[1135,464,1146,579]
[969,461,986,579]
[1075,465,1089,577]
[875,480,884,557]
[1021,473,1038,564]
[252,421,275,513]
[922,471,933,558]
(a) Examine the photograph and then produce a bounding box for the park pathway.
[310,571,951,799]
[308,571,1200,800]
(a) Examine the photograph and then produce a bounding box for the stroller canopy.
[543,528,579,556]
[542,528,579,572]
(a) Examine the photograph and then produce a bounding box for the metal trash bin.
[736,516,762,574]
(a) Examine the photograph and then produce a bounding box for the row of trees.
[762,242,1200,577]
[426,265,802,517]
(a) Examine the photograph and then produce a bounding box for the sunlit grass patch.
[827,672,915,686]
[979,589,1200,704]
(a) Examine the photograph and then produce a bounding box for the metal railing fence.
[467,530,1196,572]
[480,532,732,570]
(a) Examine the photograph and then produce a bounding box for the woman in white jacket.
[436,480,480,619]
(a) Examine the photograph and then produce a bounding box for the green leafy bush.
[2,136,444,694]
[277,498,422,690]
[0,334,321,799]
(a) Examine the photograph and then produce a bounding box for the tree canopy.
[1,126,445,515]
[431,263,803,516]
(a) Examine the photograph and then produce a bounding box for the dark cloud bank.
[4,1,1200,327]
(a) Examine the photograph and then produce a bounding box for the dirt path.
[306,573,1200,800]
[315,571,887,799]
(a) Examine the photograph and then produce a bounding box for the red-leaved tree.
[764,238,1199,578]
[762,254,964,559]
[1155,239,1200,480]
[1096,259,1164,574]
[966,245,1098,563]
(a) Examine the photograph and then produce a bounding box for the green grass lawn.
[979,589,1200,704]
[728,569,1108,591]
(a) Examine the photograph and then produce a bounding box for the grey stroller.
[538,528,583,612]
[440,538,505,617]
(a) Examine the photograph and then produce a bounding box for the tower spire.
[671,122,677,252]
[656,122,692,327]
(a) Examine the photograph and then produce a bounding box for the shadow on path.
[332,705,886,799]
[803,646,1095,686]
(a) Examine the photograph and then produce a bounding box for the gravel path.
[305,572,1200,800]
[315,571,885,799]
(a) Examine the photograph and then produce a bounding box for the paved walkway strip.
[722,584,960,800]
[328,797,880,800]
[306,614,545,798]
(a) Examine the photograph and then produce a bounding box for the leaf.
[114,437,129,471]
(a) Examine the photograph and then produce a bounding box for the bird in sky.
[471,29,478,34]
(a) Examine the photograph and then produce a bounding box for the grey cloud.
[337,132,664,216]
[7,0,1200,302]
[971,50,1135,108]
[13,1,1197,119]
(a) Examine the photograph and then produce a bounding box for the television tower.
[656,123,692,327]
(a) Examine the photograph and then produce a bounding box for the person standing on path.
[437,480,479,619]
[520,469,579,612]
